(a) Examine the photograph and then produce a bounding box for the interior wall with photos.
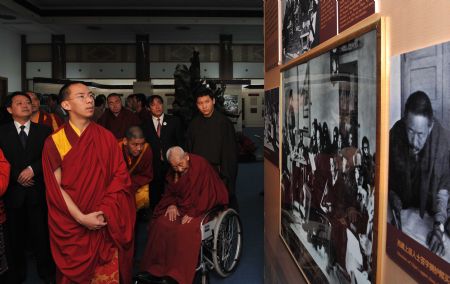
[264,0,450,284]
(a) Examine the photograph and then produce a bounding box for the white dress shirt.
[13,120,34,173]
[152,114,165,131]
[13,120,31,135]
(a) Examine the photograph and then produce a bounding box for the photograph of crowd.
[264,88,280,166]
[387,40,450,283]
[280,29,378,283]
[282,0,319,62]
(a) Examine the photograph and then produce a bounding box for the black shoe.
[162,276,178,284]
[133,272,169,284]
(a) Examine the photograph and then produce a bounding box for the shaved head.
[125,126,144,140]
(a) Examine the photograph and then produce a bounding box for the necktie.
[156,118,162,138]
[19,125,27,148]
[156,118,163,160]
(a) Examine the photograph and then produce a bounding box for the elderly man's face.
[405,113,432,155]
[169,154,190,174]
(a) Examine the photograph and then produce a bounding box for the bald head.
[125,126,144,140]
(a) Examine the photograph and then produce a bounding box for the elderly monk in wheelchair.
[136,146,229,284]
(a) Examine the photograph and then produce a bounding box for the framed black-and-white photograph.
[280,20,381,284]
[281,0,320,63]
[264,88,280,166]
[223,94,239,116]
[387,40,450,284]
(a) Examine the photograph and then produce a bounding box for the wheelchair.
[134,206,243,284]
[194,206,243,284]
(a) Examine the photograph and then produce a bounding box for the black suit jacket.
[142,114,184,167]
[0,121,52,208]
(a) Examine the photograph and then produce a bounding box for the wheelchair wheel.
[212,208,242,277]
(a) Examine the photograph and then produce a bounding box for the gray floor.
[210,127,264,284]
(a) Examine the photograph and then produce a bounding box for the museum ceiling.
[0,0,263,40]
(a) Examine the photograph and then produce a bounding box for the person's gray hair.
[166,146,185,161]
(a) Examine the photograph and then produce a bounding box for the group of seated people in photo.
[0,82,239,284]
[282,118,375,283]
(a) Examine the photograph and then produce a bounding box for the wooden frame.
[278,17,385,284]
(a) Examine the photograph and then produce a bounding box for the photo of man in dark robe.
[389,91,450,260]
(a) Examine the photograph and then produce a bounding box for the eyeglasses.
[67,93,95,102]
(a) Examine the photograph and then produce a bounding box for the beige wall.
[264,0,450,283]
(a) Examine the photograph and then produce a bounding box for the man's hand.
[20,179,35,187]
[182,215,193,224]
[426,223,445,256]
[165,205,180,221]
[18,167,34,185]
[79,211,107,230]
[389,190,403,230]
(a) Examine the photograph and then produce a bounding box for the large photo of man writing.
[387,40,450,284]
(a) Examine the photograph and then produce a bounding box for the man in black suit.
[0,92,54,283]
[142,95,184,210]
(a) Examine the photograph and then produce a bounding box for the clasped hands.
[17,167,34,187]
[78,211,107,231]
[165,205,193,224]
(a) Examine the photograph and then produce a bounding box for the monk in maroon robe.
[98,93,141,139]
[119,126,153,210]
[42,82,136,284]
[140,146,229,284]
[28,91,63,131]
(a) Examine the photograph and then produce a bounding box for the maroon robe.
[140,154,229,284]
[120,141,153,192]
[137,108,152,126]
[32,110,63,132]
[98,108,141,139]
[42,122,136,284]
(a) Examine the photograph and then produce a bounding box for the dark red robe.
[120,141,153,192]
[0,149,9,224]
[98,108,141,139]
[140,154,229,284]
[42,122,136,284]
[33,110,63,132]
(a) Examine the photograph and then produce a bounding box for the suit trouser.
[4,203,55,283]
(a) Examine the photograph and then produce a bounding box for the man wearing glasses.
[42,82,136,284]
